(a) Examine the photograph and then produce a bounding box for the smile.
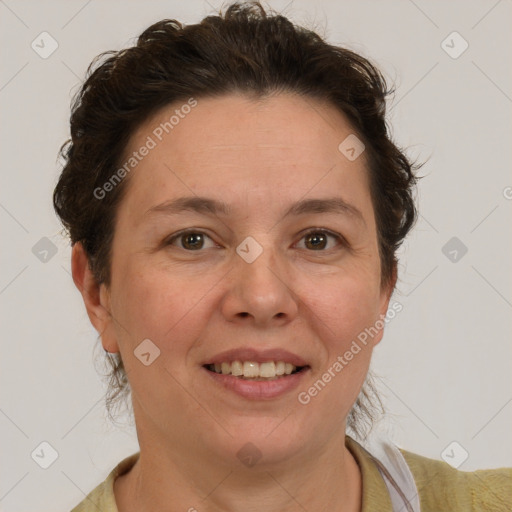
[204,360,306,379]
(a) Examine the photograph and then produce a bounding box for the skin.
[72,92,396,512]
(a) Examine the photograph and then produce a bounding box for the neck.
[115,429,362,512]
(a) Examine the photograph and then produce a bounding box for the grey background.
[1,0,511,510]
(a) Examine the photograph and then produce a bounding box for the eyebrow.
[144,196,365,224]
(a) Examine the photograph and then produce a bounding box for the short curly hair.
[54,1,421,439]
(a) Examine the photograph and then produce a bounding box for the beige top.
[70,436,512,511]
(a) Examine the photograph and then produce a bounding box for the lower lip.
[202,366,310,400]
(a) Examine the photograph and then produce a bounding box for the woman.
[54,2,511,511]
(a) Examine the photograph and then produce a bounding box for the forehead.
[118,93,371,217]
[132,93,351,147]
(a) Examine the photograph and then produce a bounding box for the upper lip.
[203,348,309,367]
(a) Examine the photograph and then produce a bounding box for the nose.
[220,241,299,327]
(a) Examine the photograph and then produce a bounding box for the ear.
[373,261,398,347]
[380,261,398,314]
[71,242,119,353]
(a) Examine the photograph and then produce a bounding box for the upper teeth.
[210,361,297,378]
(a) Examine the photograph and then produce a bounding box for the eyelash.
[164,228,346,252]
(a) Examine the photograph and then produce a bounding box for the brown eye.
[166,230,216,251]
[181,233,204,250]
[305,232,328,250]
[296,230,343,251]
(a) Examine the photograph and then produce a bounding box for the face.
[79,92,394,467]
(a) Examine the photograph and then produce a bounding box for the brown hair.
[54,1,421,439]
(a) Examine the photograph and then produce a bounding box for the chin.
[210,416,309,464]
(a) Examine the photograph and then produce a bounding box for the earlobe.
[71,243,119,353]
[374,262,398,346]
[384,262,398,306]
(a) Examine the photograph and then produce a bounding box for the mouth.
[203,361,309,380]
[200,348,311,399]
[202,361,311,400]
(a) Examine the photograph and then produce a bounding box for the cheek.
[110,261,214,349]
[298,277,380,416]
[300,267,382,346]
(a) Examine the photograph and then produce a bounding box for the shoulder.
[70,479,112,512]
[69,452,140,512]
[400,449,512,512]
